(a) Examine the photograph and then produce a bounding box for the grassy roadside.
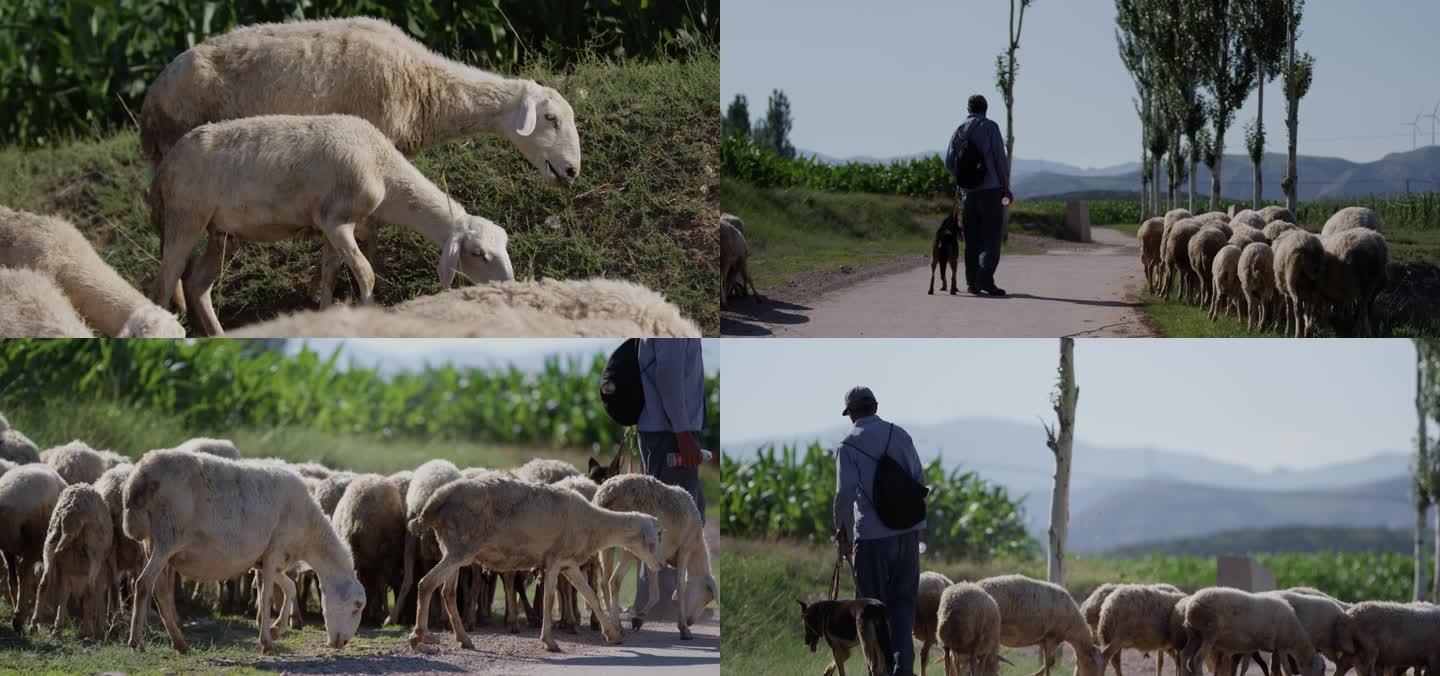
[0,51,719,335]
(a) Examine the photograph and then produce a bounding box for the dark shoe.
[967,286,980,295]
[983,286,1007,296]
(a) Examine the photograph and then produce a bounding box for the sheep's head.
[1300,654,1325,676]
[504,81,580,187]
[671,573,718,626]
[439,216,514,288]
[1073,645,1103,676]
[626,514,663,567]
[321,575,366,650]
[119,305,186,338]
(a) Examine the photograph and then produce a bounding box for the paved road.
[725,227,1155,338]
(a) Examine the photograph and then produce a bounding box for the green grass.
[0,51,719,335]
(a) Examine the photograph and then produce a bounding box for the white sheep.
[152,114,514,336]
[1259,206,1295,224]
[976,574,1104,676]
[721,219,760,308]
[1137,218,1165,293]
[94,464,145,612]
[31,483,113,639]
[171,438,242,460]
[1238,243,1277,332]
[1188,227,1229,306]
[393,459,463,631]
[122,449,365,654]
[1272,229,1325,337]
[1343,601,1440,676]
[1228,224,1268,249]
[552,474,604,632]
[1319,229,1388,337]
[1164,210,1193,229]
[1262,220,1299,242]
[938,581,1005,676]
[331,474,406,627]
[0,414,41,465]
[514,458,581,485]
[916,571,956,676]
[0,267,93,337]
[1320,207,1381,237]
[1095,585,1187,676]
[593,474,716,640]
[1160,219,1203,301]
[1180,587,1325,676]
[1230,211,1266,231]
[0,463,68,634]
[1210,244,1245,322]
[406,473,664,652]
[42,441,128,486]
[0,206,184,337]
[228,278,702,338]
[1261,589,1358,676]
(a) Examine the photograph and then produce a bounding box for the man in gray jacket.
[947,94,1013,296]
[833,386,926,675]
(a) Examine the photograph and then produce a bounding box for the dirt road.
[723,227,1156,338]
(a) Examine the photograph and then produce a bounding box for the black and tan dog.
[928,212,962,295]
[799,598,894,676]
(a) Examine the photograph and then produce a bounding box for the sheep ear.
[515,93,538,137]
[438,235,461,287]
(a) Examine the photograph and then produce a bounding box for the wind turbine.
[1405,113,1423,150]
[1428,100,1440,147]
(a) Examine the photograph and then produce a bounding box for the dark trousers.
[853,530,920,676]
[962,188,1004,289]
[633,431,706,616]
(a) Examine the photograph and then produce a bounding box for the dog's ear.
[797,599,807,613]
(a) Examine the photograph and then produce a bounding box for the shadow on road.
[721,297,812,336]
[1002,293,1140,309]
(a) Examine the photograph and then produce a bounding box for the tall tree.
[1043,337,1078,585]
[723,94,751,139]
[1143,0,1207,213]
[1242,0,1289,208]
[1116,0,1152,217]
[759,89,796,159]
[1416,339,1433,602]
[1198,0,1258,210]
[1146,105,1170,219]
[1136,99,1150,217]
[996,0,1036,236]
[1418,338,1440,601]
[1283,0,1313,212]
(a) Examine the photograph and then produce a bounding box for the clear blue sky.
[720,338,1419,471]
[721,0,1440,166]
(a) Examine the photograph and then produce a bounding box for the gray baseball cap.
[842,386,877,416]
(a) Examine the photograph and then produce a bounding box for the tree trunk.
[1189,143,1198,214]
[1417,498,1430,601]
[1254,64,1265,209]
[1212,17,1228,212]
[1140,116,1149,219]
[1285,0,1298,212]
[1002,53,1016,242]
[1418,348,1432,601]
[1153,154,1163,219]
[1045,337,1078,586]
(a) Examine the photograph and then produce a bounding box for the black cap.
[968,95,988,114]
[842,386,877,416]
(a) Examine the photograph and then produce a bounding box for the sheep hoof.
[259,642,274,655]
[928,290,934,295]
[172,639,191,654]
[631,617,644,631]
[460,640,475,651]
[680,627,693,641]
[543,639,562,653]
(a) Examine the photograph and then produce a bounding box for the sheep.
[593,473,717,641]
[938,581,1005,676]
[1164,209,1193,228]
[514,458,581,485]
[152,114,515,336]
[311,472,356,517]
[1321,207,1381,237]
[121,449,365,654]
[140,17,579,178]
[1160,219,1203,301]
[0,267,93,337]
[42,441,128,486]
[976,574,1104,676]
[228,278,702,338]
[1137,218,1166,293]
[289,461,337,481]
[171,438,241,460]
[1343,601,1440,676]
[0,463,68,634]
[332,474,406,627]
[0,414,41,465]
[31,484,113,639]
[721,219,760,308]
[406,473,664,652]
[1238,243,1277,332]
[1228,225,1268,249]
[1262,220,1299,242]
[916,571,955,676]
[1081,583,1184,676]
[0,206,184,338]
[1319,229,1388,337]
[94,465,144,612]
[1272,229,1326,337]
[1260,590,1358,676]
[1188,227,1229,306]
[1230,211,1266,231]
[1095,585,1187,676]
[1180,587,1325,676]
[394,459,463,632]
[1210,245,1245,322]
[1259,206,1295,225]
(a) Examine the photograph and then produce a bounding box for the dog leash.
[829,536,853,600]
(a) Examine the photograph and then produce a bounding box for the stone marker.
[1064,200,1092,243]
[1217,554,1276,592]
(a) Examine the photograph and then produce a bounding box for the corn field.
[1099,551,1412,603]
[721,442,1037,560]
[0,339,720,452]
[0,0,719,146]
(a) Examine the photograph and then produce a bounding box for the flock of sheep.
[1137,205,1388,337]
[0,16,700,339]
[908,571,1436,676]
[0,412,717,656]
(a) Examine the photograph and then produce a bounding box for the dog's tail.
[858,601,895,676]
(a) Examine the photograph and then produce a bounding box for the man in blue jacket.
[947,94,1014,296]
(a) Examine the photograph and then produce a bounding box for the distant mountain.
[1105,525,1415,557]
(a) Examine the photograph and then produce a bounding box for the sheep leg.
[539,565,562,652]
[439,572,473,650]
[608,551,637,621]
[254,561,279,654]
[1101,645,1122,676]
[561,564,621,645]
[500,572,522,633]
[155,211,210,312]
[271,572,296,640]
[127,542,179,651]
[319,221,376,305]
[145,568,189,653]
[920,640,932,676]
[388,533,417,627]
[317,239,344,308]
[1186,636,1217,676]
[1031,639,1058,676]
[585,560,601,631]
[408,551,464,649]
[672,561,691,640]
[929,262,937,294]
[182,230,231,336]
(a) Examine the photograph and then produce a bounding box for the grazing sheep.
[406,473,664,652]
[938,581,1005,676]
[1262,220,1299,242]
[1238,243,1277,332]
[0,463,67,634]
[1181,587,1325,676]
[394,459,463,631]
[0,414,41,465]
[550,474,604,632]
[1261,590,1358,676]
[1230,211,1266,231]
[1164,209,1193,228]
[141,17,579,179]
[1228,225,1268,249]
[0,267,93,337]
[94,465,144,610]
[594,474,717,640]
[1321,207,1381,237]
[332,474,406,627]
[1285,587,1347,606]
[311,472,356,517]
[122,449,365,654]
[917,571,955,676]
[172,438,241,460]
[976,574,1104,676]
[152,114,515,336]
[1272,230,1326,337]
[1319,229,1388,337]
[723,218,761,306]
[1188,227,1229,306]
[42,441,128,486]
[1137,218,1165,293]
[1096,585,1187,676]
[1259,206,1295,225]
[31,484,113,639]
[1343,601,1440,676]
[1210,245,1245,322]
[1160,219,1203,301]
[288,462,336,481]
[0,206,184,338]
[514,458,581,485]
[229,278,701,339]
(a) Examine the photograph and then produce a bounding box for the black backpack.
[843,424,929,530]
[944,120,988,190]
[600,338,650,426]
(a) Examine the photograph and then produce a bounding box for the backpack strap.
[840,424,896,512]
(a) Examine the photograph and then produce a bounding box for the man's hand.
[834,526,849,549]
[1002,187,1015,204]
[675,431,704,468]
